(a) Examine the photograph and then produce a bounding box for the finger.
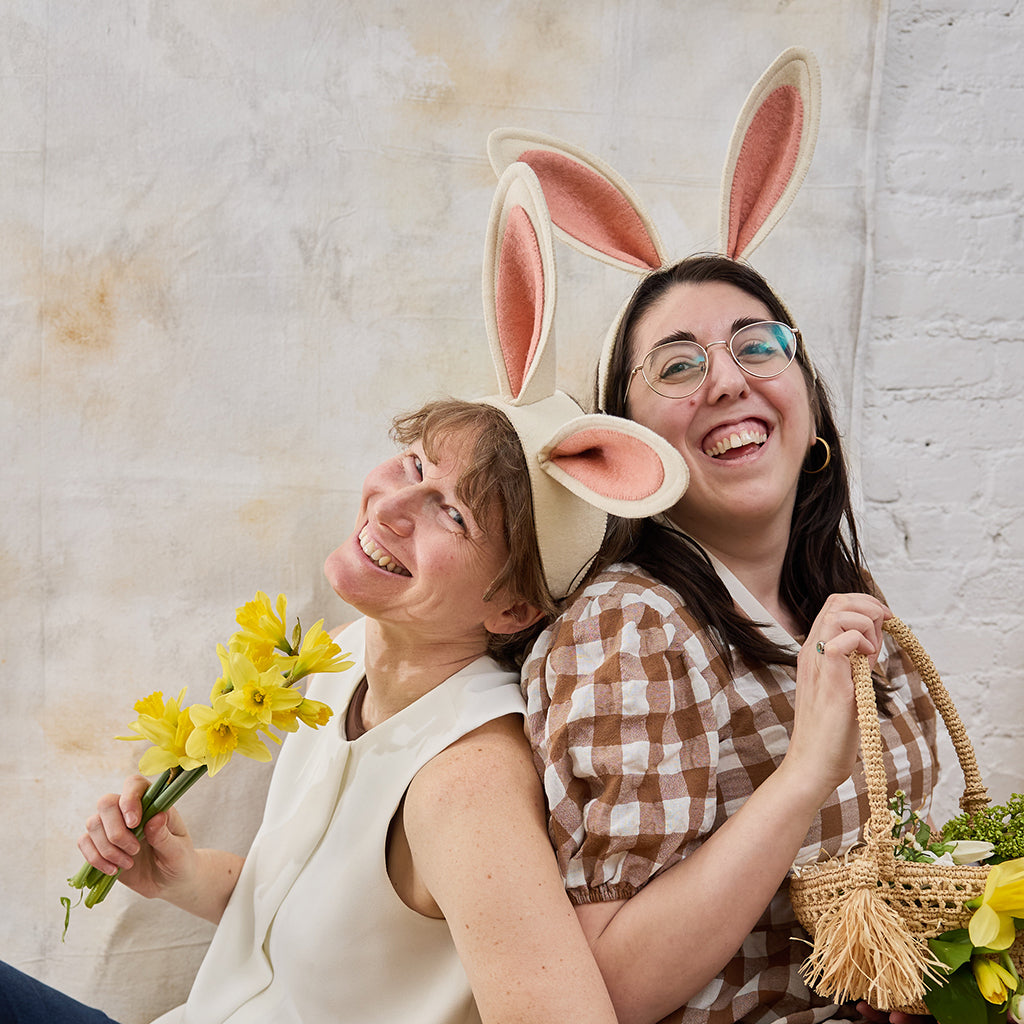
[118,774,152,829]
[95,791,142,857]
[78,824,132,875]
[854,1001,889,1023]
[814,628,876,661]
[142,811,172,850]
[827,610,880,644]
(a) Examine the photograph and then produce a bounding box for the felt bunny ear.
[479,162,689,599]
[719,46,821,261]
[488,128,665,274]
[539,414,688,520]
[482,157,557,406]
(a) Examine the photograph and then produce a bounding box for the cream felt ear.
[488,47,822,412]
[478,162,689,600]
[488,128,665,274]
[539,415,688,519]
[719,46,821,261]
[482,162,557,406]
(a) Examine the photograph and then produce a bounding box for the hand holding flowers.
[64,592,351,928]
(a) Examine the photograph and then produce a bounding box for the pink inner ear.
[726,85,803,258]
[521,149,661,270]
[548,428,666,499]
[496,205,544,398]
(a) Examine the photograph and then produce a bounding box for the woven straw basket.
[789,616,1023,1013]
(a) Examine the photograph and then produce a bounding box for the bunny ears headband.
[486,46,822,409]
[477,163,689,599]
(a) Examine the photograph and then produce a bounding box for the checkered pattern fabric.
[523,563,939,1024]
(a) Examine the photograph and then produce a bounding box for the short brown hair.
[390,399,556,669]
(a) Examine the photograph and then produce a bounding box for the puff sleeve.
[522,566,728,904]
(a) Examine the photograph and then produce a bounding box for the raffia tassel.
[800,886,941,1010]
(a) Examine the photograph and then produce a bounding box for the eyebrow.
[650,316,768,350]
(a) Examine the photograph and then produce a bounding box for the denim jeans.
[0,961,121,1024]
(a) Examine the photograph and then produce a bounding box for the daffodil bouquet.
[888,792,1024,1024]
[64,592,351,922]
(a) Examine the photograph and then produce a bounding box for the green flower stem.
[67,766,207,909]
[147,764,207,816]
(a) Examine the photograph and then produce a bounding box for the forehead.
[632,280,774,357]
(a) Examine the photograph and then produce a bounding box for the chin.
[323,536,358,599]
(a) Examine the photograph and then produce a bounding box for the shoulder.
[525,562,712,678]
[568,562,689,617]
[549,562,697,640]
[403,715,543,858]
[405,715,537,815]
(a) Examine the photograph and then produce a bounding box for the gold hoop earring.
[803,436,831,474]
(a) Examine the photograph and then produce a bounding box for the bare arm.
[402,715,617,1024]
[79,773,243,924]
[567,593,890,1024]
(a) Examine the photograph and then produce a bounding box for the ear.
[488,128,665,274]
[718,47,821,261]
[483,162,558,406]
[483,597,546,637]
[539,414,689,519]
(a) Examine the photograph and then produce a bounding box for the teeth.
[358,526,410,576]
[704,429,768,457]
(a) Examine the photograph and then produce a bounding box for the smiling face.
[324,426,531,649]
[625,280,816,549]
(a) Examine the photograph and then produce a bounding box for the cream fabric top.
[152,617,525,1024]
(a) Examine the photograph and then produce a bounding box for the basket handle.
[852,616,988,879]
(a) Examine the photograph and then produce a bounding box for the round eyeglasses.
[629,321,800,399]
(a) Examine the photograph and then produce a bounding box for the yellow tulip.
[972,956,1018,1004]
[969,858,1024,951]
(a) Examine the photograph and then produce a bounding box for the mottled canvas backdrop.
[2,2,1021,1022]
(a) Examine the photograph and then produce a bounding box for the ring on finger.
[815,640,826,655]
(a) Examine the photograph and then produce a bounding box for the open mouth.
[701,420,769,460]
[358,526,411,576]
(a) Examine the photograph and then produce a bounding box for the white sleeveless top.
[152,618,525,1024]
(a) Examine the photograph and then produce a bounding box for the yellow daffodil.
[118,688,203,774]
[185,696,272,776]
[272,696,334,733]
[972,956,1018,1004]
[294,697,333,729]
[968,858,1024,951]
[138,710,200,776]
[233,591,290,661]
[220,652,301,728]
[286,620,353,683]
[67,590,345,920]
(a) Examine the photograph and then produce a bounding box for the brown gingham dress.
[522,562,939,1024]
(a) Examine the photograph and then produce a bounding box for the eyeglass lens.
[642,322,797,397]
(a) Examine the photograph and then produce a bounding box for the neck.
[358,618,488,731]
[671,514,802,636]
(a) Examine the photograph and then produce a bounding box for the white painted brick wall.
[861,0,1024,824]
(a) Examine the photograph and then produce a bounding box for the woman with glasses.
[523,255,939,1024]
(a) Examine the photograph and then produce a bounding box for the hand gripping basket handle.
[851,616,989,879]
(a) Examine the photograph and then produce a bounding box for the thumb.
[142,810,175,850]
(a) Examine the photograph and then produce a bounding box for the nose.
[373,483,424,538]
[701,340,749,402]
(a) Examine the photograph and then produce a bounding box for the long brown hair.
[599,255,872,669]
[391,400,556,670]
